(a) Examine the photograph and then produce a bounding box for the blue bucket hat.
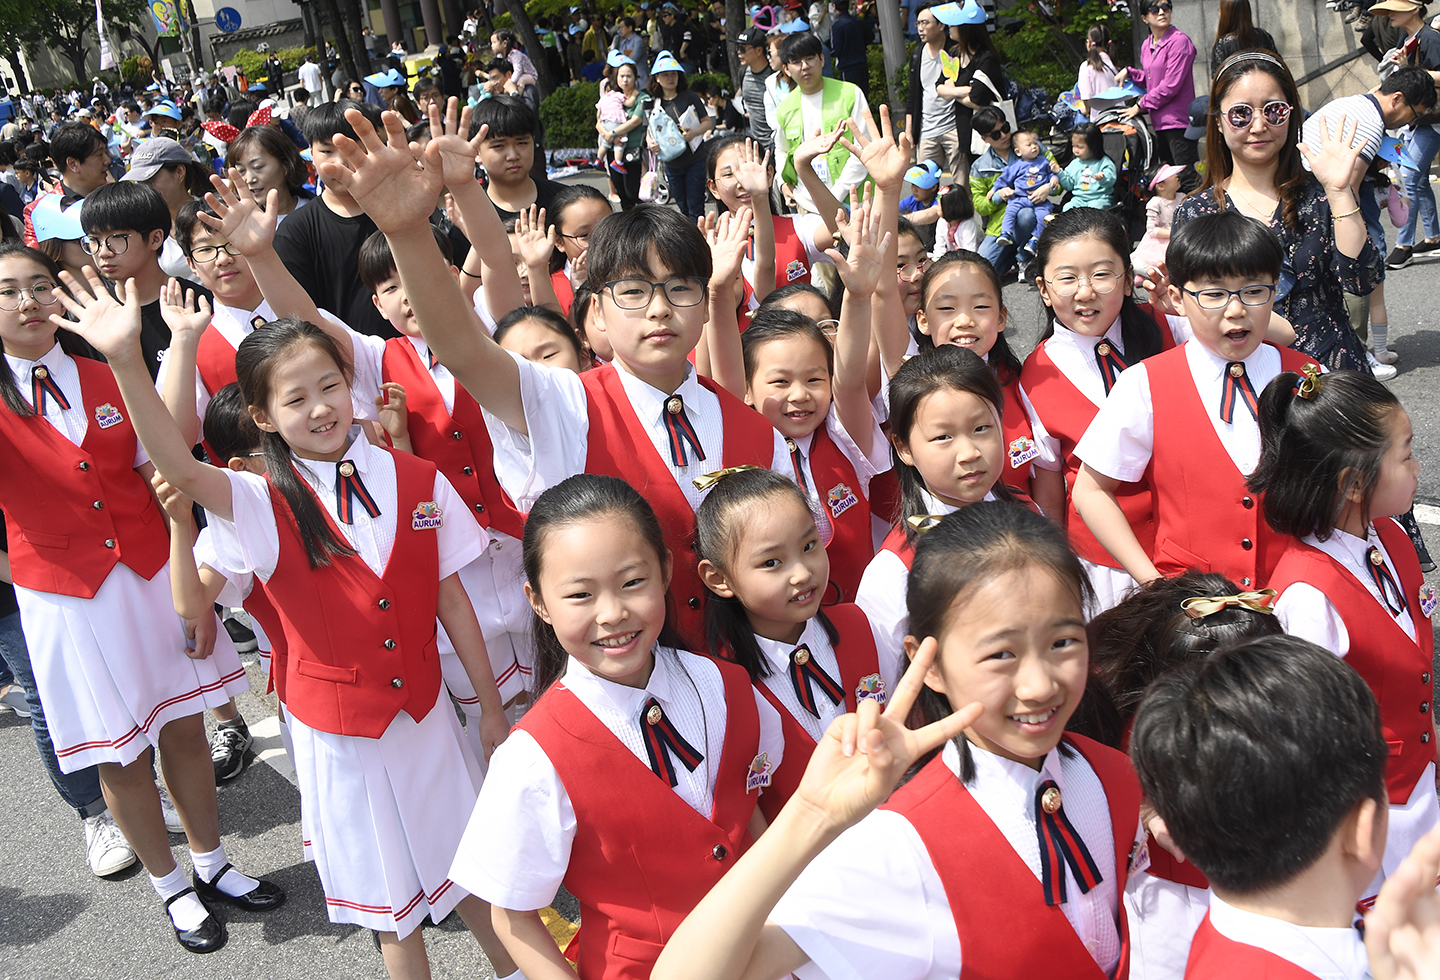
[144,100,182,120]
[365,68,407,89]
[904,160,942,190]
[778,19,810,32]
[650,49,684,74]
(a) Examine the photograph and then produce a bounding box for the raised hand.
[516,204,558,270]
[707,205,754,291]
[839,103,912,191]
[158,278,213,338]
[50,269,143,362]
[317,107,441,234]
[422,97,486,190]
[826,185,889,297]
[443,190,470,241]
[1137,259,1179,316]
[793,637,983,835]
[794,120,847,170]
[1299,112,1364,196]
[1366,823,1440,980]
[199,169,278,257]
[733,137,772,204]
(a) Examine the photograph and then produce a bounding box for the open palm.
[423,98,488,189]
[317,107,442,235]
[199,169,278,257]
[51,270,143,362]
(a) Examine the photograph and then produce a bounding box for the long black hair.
[694,467,838,681]
[0,242,87,418]
[202,383,264,463]
[523,473,689,696]
[887,345,1016,544]
[1034,208,1164,362]
[916,250,1022,383]
[234,317,357,569]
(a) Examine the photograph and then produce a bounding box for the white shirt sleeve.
[1017,383,1064,471]
[510,351,591,497]
[214,468,283,582]
[431,471,489,581]
[348,331,389,422]
[790,212,836,267]
[193,526,254,608]
[855,549,909,688]
[1072,362,1154,484]
[1275,582,1350,657]
[754,685,786,793]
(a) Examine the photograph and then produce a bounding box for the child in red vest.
[1131,635,1386,980]
[1073,211,1318,591]
[492,302,592,374]
[695,467,888,814]
[856,345,1027,667]
[320,103,790,649]
[450,473,785,980]
[546,183,613,317]
[651,502,1145,980]
[0,244,280,953]
[1251,368,1439,908]
[60,282,517,980]
[1082,572,1284,980]
[1020,208,1182,613]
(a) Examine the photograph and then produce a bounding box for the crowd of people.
[8,0,1440,978]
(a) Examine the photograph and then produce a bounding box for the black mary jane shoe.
[193,862,287,912]
[166,887,227,954]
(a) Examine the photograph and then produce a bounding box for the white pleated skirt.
[443,534,535,704]
[17,561,249,773]
[1124,872,1210,980]
[1080,556,1140,620]
[289,687,483,938]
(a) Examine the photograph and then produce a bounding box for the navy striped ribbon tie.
[640,697,703,787]
[789,644,844,716]
[31,365,70,415]
[661,394,706,467]
[334,461,381,524]
[1220,361,1259,423]
[1093,340,1129,395]
[1367,546,1408,617]
[1035,779,1104,906]
[787,439,809,492]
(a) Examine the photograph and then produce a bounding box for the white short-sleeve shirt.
[1206,894,1369,980]
[755,613,891,743]
[450,647,784,911]
[1275,525,1418,655]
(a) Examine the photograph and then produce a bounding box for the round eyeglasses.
[1043,271,1122,296]
[1222,100,1292,130]
[190,242,243,263]
[0,282,58,310]
[80,233,131,256]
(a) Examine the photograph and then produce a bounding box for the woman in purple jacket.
[1116,0,1198,167]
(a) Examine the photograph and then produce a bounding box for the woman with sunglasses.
[334,79,366,103]
[1174,51,1374,374]
[1115,0,1197,169]
[1369,0,1440,268]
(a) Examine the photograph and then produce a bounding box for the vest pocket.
[20,528,69,549]
[609,931,665,963]
[295,659,359,684]
[1154,538,1210,575]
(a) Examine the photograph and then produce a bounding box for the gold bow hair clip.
[905,514,950,534]
[1293,363,1321,400]
[1180,589,1278,619]
[693,465,762,491]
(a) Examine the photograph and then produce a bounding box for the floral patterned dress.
[1173,176,1376,373]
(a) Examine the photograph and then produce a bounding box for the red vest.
[262,448,443,738]
[1269,518,1436,804]
[1184,915,1320,980]
[1021,343,1158,568]
[195,322,242,397]
[882,734,1141,980]
[1000,375,1036,493]
[240,579,288,699]
[1145,345,1315,588]
[0,356,169,598]
[381,338,527,540]
[797,425,876,603]
[880,521,916,569]
[519,656,760,980]
[751,604,880,817]
[551,269,575,317]
[738,214,814,314]
[581,364,778,647]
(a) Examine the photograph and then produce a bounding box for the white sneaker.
[84,811,138,877]
[1367,350,1398,381]
[156,781,184,834]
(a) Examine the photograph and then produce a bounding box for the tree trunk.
[317,0,363,82]
[875,0,905,110]
[725,0,744,86]
[346,0,372,75]
[499,0,553,100]
[0,51,29,94]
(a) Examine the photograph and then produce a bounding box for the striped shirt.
[1302,92,1386,166]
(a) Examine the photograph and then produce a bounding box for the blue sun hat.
[1378,134,1420,170]
[651,49,684,74]
[247,81,267,93]
[607,49,636,68]
[144,100,182,120]
[932,0,986,25]
[779,18,811,32]
[365,68,408,89]
[904,160,943,190]
[31,196,86,243]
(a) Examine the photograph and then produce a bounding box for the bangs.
[585,204,711,286]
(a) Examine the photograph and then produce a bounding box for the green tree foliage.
[539,79,599,147]
[993,0,1132,96]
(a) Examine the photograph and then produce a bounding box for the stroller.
[1091,103,1157,243]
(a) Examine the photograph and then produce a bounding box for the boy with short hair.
[1073,209,1318,590]
[1131,634,1386,979]
[80,181,209,379]
[772,31,872,215]
[469,95,565,225]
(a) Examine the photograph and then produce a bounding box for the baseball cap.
[122,137,193,182]
[1184,95,1209,141]
[732,26,769,46]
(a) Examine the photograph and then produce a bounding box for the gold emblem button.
[646,704,663,725]
[338,461,355,477]
[665,397,683,415]
[1042,786,1062,813]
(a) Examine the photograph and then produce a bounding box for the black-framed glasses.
[1044,271,1122,296]
[605,276,707,309]
[1223,100,1292,130]
[986,122,1011,139]
[80,233,131,255]
[561,231,592,245]
[0,282,58,310]
[1146,2,1171,12]
[189,242,243,263]
[1182,283,1277,310]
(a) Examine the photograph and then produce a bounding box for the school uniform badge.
[1128,834,1151,876]
[785,259,807,282]
[827,482,858,519]
[1008,436,1039,468]
[411,501,444,530]
[746,752,774,792]
[855,673,887,706]
[94,403,124,429]
[1420,583,1438,619]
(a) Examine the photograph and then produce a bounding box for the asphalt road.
[4,195,1440,979]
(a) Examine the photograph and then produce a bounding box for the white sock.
[496,971,527,980]
[190,844,258,897]
[150,864,208,931]
[1373,322,1390,354]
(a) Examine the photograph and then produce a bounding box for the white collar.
[1187,337,1271,381]
[1208,894,1370,980]
[919,487,997,517]
[942,737,1066,798]
[612,361,703,422]
[562,644,684,721]
[291,425,373,483]
[1049,316,1124,357]
[3,338,65,384]
[754,618,826,670]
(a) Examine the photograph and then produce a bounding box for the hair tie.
[905,514,949,534]
[692,464,762,491]
[1293,363,1320,400]
[1180,589,1277,619]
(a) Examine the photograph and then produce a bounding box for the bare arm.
[152,474,227,619]
[734,140,775,307]
[493,908,588,980]
[52,271,236,520]
[1030,466,1065,523]
[700,207,754,396]
[825,188,886,460]
[792,121,849,241]
[436,572,509,758]
[157,280,212,447]
[316,101,527,434]
[1071,464,1161,584]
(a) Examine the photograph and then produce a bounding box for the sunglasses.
[1223,99,1292,129]
[985,122,1011,139]
[1146,2,1171,11]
